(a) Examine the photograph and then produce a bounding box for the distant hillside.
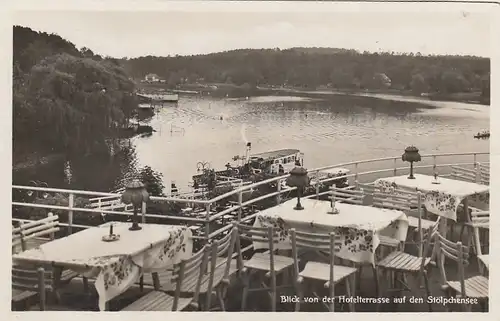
[123,47,490,102]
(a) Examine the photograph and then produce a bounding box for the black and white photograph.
[9,1,493,314]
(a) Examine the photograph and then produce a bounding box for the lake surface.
[14,93,490,193]
[133,94,489,190]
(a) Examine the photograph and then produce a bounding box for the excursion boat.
[191,144,303,187]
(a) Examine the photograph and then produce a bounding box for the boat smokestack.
[245,142,252,162]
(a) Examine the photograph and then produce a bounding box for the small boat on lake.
[137,92,179,109]
[474,130,490,139]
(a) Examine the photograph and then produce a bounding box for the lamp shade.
[401,146,421,163]
[286,167,309,188]
[121,180,150,207]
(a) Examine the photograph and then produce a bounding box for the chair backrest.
[450,165,476,183]
[470,210,490,229]
[478,163,489,185]
[12,215,59,252]
[355,181,379,195]
[434,232,470,296]
[330,186,369,205]
[171,245,210,311]
[289,229,341,303]
[204,227,237,308]
[372,189,420,212]
[232,221,280,288]
[420,216,440,261]
[12,265,53,311]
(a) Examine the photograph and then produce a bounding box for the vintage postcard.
[7,0,495,317]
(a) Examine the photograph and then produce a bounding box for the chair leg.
[270,274,277,312]
[372,265,380,298]
[423,270,432,312]
[356,266,363,291]
[295,278,304,312]
[83,277,89,294]
[345,276,355,312]
[241,270,250,311]
[216,287,226,311]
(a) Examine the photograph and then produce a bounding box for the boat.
[191,143,304,186]
[191,143,350,200]
[474,130,490,139]
[136,92,179,109]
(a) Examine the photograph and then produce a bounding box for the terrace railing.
[12,151,489,252]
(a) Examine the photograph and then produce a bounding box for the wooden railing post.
[315,171,320,199]
[48,212,55,240]
[433,156,437,174]
[354,163,358,182]
[473,153,477,168]
[393,158,397,176]
[205,203,211,244]
[141,201,147,224]
[68,193,74,235]
[276,180,282,205]
[237,188,243,222]
[475,162,481,184]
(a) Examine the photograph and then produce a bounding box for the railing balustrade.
[11,152,489,246]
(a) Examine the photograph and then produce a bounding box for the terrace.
[11,151,489,312]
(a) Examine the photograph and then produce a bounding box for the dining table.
[374,174,489,255]
[12,222,193,311]
[253,198,409,264]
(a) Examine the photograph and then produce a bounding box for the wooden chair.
[330,186,370,205]
[12,265,52,311]
[435,232,488,311]
[144,228,239,311]
[12,214,60,253]
[233,221,294,312]
[450,166,476,183]
[375,198,439,312]
[290,229,358,312]
[465,209,489,256]
[372,189,436,251]
[12,215,78,302]
[121,245,209,311]
[202,228,239,311]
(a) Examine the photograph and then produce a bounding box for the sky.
[12,3,494,58]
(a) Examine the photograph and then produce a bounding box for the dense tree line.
[13,26,139,160]
[123,47,490,98]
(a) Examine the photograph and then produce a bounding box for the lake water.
[14,93,490,193]
[134,93,489,190]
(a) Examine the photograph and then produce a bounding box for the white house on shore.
[144,73,160,82]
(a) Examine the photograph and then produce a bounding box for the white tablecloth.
[253,199,408,264]
[375,174,489,221]
[12,222,193,310]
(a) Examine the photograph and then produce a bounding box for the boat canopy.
[250,149,301,161]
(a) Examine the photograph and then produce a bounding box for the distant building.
[144,73,160,82]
